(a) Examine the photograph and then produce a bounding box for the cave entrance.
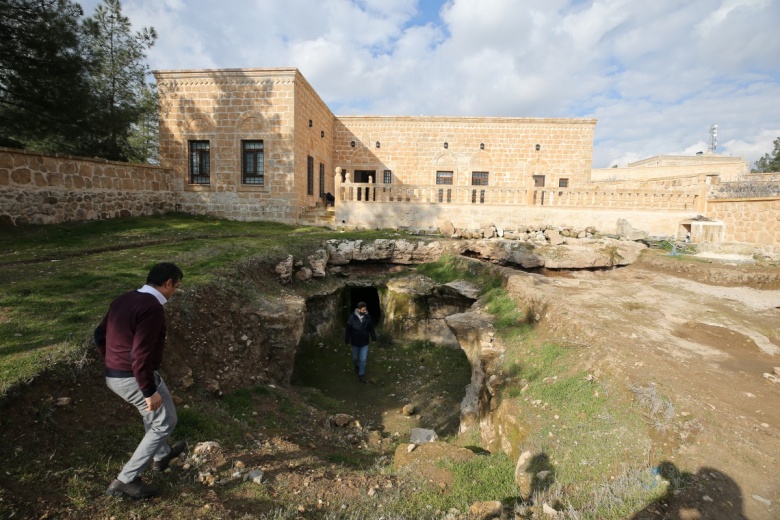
[349,286,382,325]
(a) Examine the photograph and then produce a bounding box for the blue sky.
[78,0,780,169]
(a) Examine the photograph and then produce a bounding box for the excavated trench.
[291,278,477,439]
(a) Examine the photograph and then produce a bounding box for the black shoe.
[359,376,367,384]
[106,477,158,499]
[152,440,187,472]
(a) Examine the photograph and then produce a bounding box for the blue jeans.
[352,345,369,376]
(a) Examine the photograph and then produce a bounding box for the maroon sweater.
[95,290,166,397]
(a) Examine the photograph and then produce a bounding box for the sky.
[77,0,780,169]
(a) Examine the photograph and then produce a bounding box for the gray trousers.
[106,372,177,483]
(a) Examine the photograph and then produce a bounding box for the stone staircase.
[299,206,335,228]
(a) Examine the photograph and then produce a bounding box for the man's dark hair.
[147,262,184,286]
[356,301,367,309]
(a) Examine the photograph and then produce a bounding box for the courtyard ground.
[0,227,778,519]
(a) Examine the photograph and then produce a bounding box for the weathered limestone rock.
[444,280,481,300]
[617,218,649,241]
[382,275,472,347]
[438,220,455,237]
[294,267,312,282]
[546,229,565,246]
[514,450,533,499]
[275,254,294,284]
[468,501,503,520]
[307,249,328,277]
[538,238,646,269]
[481,225,497,239]
[445,311,505,443]
[409,428,438,444]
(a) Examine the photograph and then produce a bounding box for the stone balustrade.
[338,182,699,211]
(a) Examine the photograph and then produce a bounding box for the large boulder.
[617,218,649,241]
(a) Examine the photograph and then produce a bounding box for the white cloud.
[76,0,780,168]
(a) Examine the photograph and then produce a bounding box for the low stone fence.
[706,197,780,249]
[0,147,175,225]
[336,200,697,237]
[338,182,701,212]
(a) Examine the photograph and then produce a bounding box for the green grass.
[415,256,665,517]
[398,452,519,514]
[498,341,663,517]
[0,214,405,396]
[416,255,526,334]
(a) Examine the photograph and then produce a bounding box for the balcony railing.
[337,182,700,211]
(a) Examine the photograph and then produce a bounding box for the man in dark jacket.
[94,262,186,499]
[345,301,377,384]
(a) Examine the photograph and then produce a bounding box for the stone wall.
[0,148,174,226]
[334,116,596,190]
[294,72,336,207]
[336,200,697,237]
[706,197,780,249]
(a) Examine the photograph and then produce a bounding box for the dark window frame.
[241,140,264,185]
[307,156,314,196]
[188,140,210,185]
[471,171,488,204]
[383,170,392,184]
[436,171,453,203]
[319,162,325,197]
[558,178,569,188]
[533,175,546,188]
[471,171,488,186]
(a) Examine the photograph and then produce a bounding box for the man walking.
[94,262,186,499]
[345,301,377,384]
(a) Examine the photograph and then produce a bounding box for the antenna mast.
[709,124,718,153]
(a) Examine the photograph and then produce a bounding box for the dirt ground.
[532,251,780,520]
[1,249,779,519]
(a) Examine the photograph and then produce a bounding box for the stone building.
[153,67,596,222]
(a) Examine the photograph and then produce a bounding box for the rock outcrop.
[382,274,476,347]
[324,237,646,271]
[444,311,505,449]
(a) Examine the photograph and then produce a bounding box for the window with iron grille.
[383,170,392,184]
[436,171,453,185]
[307,156,314,195]
[436,171,453,203]
[558,178,569,188]
[533,175,546,187]
[471,171,489,186]
[188,140,210,184]
[319,163,325,196]
[242,140,264,185]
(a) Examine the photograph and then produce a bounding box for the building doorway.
[354,170,376,183]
